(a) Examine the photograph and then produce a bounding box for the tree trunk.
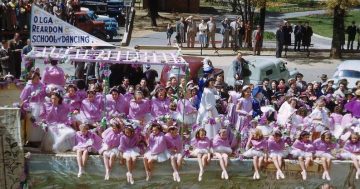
[330,5,345,59]
[259,5,266,47]
[231,0,237,13]
[148,0,158,26]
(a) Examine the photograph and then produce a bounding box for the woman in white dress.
[196,78,220,139]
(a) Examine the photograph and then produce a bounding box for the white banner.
[30,5,113,47]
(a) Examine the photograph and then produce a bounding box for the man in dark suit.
[276,24,285,58]
[294,21,303,51]
[346,21,357,50]
[8,33,23,78]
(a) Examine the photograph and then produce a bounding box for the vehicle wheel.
[109,35,113,40]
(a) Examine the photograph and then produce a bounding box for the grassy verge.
[286,10,360,38]
[263,31,276,41]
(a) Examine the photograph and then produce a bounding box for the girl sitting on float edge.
[212,127,234,180]
[291,130,314,180]
[143,122,170,181]
[191,128,212,182]
[118,124,140,185]
[243,128,267,180]
[313,130,336,181]
[73,123,102,178]
[165,125,183,182]
[267,130,288,180]
[342,132,360,180]
[100,118,123,180]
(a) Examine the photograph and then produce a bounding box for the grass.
[286,10,360,38]
[263,31,276,41]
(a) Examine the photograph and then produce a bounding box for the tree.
[326,0,358,58]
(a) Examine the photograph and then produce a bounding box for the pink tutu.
[144,150,171,162]
[122,147,140,159]
[41,123,76,153]
[191,148,210,156]
[213,146,233,154]
[315,151,335,159]
[243,148,265,157]
[290,148,313,158]
[269,150,289,158]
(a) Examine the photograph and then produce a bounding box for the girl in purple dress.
[243,128,267,180]
[191,128,212,182]
[64,84,81,113]
[41,59,66,88]
[268,130,288,180]
[212,128,234,180]
[235,86,253,148]
[119,125,140,185]
[308,98,330,139]
[77,90,103,125]
[330,106,344,139]
[105,87,127,119]
[40,92,75,153]
[313,131,336,181]
[123,85,135,115]
[129,90,152,127]
[165,126,183,182]
[341,133,360,179]
[100,118,123,180]
[344,89,360,119]
[143,123,170,181]
[226,84,242,125]
[176,90,197,130]
[151,86,170,118]
[73,124,102,178]
[290,131,314,180]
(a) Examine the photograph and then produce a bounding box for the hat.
[186,80,194,88]
[87,75,97,81]
[252,86,263,97]
[168,125,178,130]
[355,89,360,96]
[260,106,275,113]
[276,93,284,98]
[242,85,250,91]
[296,73,303,78]
[320,74,328,80]
[145,64,151,69]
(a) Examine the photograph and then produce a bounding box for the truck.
[86,10,118,40]
[73,12,108,40]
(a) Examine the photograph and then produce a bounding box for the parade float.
[0,4,359,189]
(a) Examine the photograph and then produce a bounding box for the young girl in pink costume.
[342,133,360,179]
[313,131,336,181]
[176,90,197,130]
[291,131,314,180]
[308,98,330,139]
[212,128,234,180]
[235,85,253,149]
[191,128,212,182]
[73,123,102,178]
[100,118,123,180]
[77,90,103,125]
[165,126,183,182]
[227,84,242,125]
[268,130,288,180]
[119,125,140,185]
[330,106,344,139]
[129,90,152,127]
[143,123,170,181]
[243,128,268,180]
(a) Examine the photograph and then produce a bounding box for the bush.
[263,31,275,40]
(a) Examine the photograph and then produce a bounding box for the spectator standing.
[185,16,196,48]
[198,19,208,47]
[294,21,303,51]
[22,39,32,55]
[166,23,174,46]
[232,52,249,86]
[346,21,357,50]
[143,65,158,92]
[357,26,360,50]
[0,40,9,76]
[175,17,185,47]
[302,21,313,56]
[0,1,6,32]
[230,18,239,48]
[276,24,285,58]
[221,18,231,48]
[238,20,245,48]
[244,20,251,47]
[8,0,17,30]
[207,16,216,48]
[9,33,23,78]
[252,25,262,55]
[283,21,292,56]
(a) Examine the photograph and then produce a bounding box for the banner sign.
[30,5,113,47]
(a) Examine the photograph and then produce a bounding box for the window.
[266,69,273,76]
[279,62,287,72]
[338,70,360,78]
